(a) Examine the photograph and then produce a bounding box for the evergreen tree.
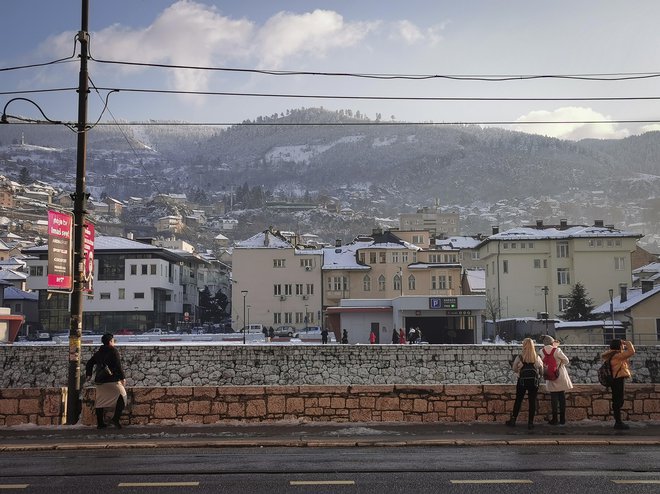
[18,167,31,184]
[561,282,595,321]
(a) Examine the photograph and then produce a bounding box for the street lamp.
[542,286,549,334]
[609,288,614,340]
[241,290,248,345]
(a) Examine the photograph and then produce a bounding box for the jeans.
[611,377,625,423]
[511,381,538,424]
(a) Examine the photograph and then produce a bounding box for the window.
[379,252,386,263]
[130,265,137,275]
[274,284,282,296]
[369,252,377,264]
[528,242,534,248]
[142,264,148,275]
[511,243,516,249]
[431,275,438,290]
[363,275,371,291]
[557,268,570,285]
[503,260,509,274]
[150,264,157,275]
[543,259,548,268]
[273,259,285,268]
[134,292,145,299]
[29,265,44,276]
[401,252,409,263]
[393,274,402,292]
[614,257,625,270]
[391,252,400,263]
[284,312,292,324]
[306,284,314,295]
[558,295,571,312]
[118,288,125,300]
[408,275,416,291]
[471,251,480,259]
[439,275,447,289]
[429,254,440,263]
[533,259,541,269]
[520,243,526,249]
[557,241,569,258]
[656,318,660,342]
[332,276,342,291]
[295,284,304,295]
[448,275,453,289]
[273,313,281,324]
[359,252,366,263]
[284,284,292,296]
[100,292,110,300]
[412,235,424,244]
[503,243,508,249]
[300,258,312,268]
[97,254,125,281]
[378,275,386,291]
[615,239,622,246]
[295,312,304,324]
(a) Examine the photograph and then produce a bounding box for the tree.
[485,292,502,340]
[18,167,31,185]
[561,282,595,321]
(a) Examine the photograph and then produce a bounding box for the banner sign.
[47,210,73,291]
[83,223,95,294]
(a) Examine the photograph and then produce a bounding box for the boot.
[613,408,629,430]
[505,415,516,427]
[111,396,124,429]
[548,393,558,425]
[95,408,106,429]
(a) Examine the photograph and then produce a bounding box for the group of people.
[390,327,422,344]
[86,331,637,432]
[507,335,636,430]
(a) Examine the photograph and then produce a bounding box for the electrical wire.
[89,57,660,82]
[92,86,660,102]
[0,88,77,96]
[0,37,78,73]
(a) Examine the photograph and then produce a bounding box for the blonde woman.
[506,338,544,429]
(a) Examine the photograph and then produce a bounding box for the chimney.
[594,219,604,227]
[372,227,383,236]
[536,219,543,229]
[264,230,269,246]
[619,284,627,303]
[559,219,568,230]
[127,232,134,240]
[641,280,654,293]
[335,239,342,247]
[492,226,499,235]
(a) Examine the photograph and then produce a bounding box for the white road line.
[0,486,29,490]
[290,480,355,486]
[612,480,660,484]
[118,482,199,487]
[450,479,533,484]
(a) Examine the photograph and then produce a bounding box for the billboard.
[83,222,95,294]
[47,210,73,291]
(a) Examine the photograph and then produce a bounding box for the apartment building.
[24,235,185,333]
[230,229,323,331]
[478,220,642,320]
[399,207,460,236]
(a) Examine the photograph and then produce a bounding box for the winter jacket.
[512,355,544,377]
[85,345,125,383]
[602,341,636,379]
[539,344,574,392]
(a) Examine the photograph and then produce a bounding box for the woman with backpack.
[506,338,544,429]
[539,335,573,425]
[601,339,636,430]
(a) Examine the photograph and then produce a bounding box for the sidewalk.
[1,421,659,451]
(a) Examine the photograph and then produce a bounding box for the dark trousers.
[611,377,625,423]
[550,391,566,422]
[511,382,538,424]
[95,396,124,427]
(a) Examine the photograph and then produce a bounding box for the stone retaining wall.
[1,345,658,388]
[1,384,658,426]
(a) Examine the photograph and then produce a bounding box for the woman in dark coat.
[85,333,126,429]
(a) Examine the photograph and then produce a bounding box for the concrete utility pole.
[67,0,90,425]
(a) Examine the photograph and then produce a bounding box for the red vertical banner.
[47,210,73,291]
[83,223,95,294]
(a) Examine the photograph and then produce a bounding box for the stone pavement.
[1,421,659,451]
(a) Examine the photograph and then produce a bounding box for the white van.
[241,324,264,334]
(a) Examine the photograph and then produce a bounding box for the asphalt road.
[1,445,658,493]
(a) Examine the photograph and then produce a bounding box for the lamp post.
[241,290,247,345]
[304,304,308,326]
[609,288,614,339]
[542,286,549,334]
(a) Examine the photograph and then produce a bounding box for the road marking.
[0,486,29,490]
[118,482,199,487]
[612,480,660,484]
[450,480,533,484]
[290,480,355,486]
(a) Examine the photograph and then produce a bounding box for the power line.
[0,88,77,96]
[92,86,660,102]
[0,39,78,73]
[89,57,660,82]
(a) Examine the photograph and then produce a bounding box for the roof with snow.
[3,286,38,301]
[480,225,642,246]
[235,230,292,249]
[591,285,660,314]
[322,241,371,271]
[465,268,486,292]
[435,236,482,249]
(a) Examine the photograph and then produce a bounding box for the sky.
[2,0,660,141]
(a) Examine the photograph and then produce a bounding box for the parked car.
[274,325,299,337]
[240,324,264,334]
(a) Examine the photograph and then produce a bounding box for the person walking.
[369,330,376,344]
[85,333,127,429]
[506,337,543,429]
[398,328,406,344]
[391,328,399,344]
[341,329,348,344]
[601,339,636,430]
[321,328,328,344]
[540,335,573,425]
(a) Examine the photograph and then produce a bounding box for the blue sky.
[3,0,660,140]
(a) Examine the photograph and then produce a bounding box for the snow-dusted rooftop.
[484,225,642,243]
[592,285,660,314]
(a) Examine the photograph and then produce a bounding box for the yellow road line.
[450,479,533,484]
[290,480,355,486]
[118,482,199,487]
[612,480,660,484]
[0,486,29,490]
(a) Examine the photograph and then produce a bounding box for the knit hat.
[542,335,555,346]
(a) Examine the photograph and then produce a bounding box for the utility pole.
[66,0,90,425]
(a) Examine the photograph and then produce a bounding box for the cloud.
[640,124,660,134]
[513,107,630,140]
[254,9,378,67]
[390,20,444,45]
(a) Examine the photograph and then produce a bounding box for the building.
[230,229,323,332]
[478,220,643,321]
[23,235,186,334]
[399,206,460,237]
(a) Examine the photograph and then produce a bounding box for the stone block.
[6,415,27,426]
[153,403,176,419]
[43,394,62,417]
[193,387,217,398]
[455,407,476,422]
[644,399,659,413]
[227,402,245,417]
[131,404,151,416]
[176,403,189,415]
[591,399,611,415]
[182,414,204,424]
[18,399,39,414]
[267,395,286,414]
[211,401,228,415]
[306,407,324,416]
[189,400,211,414]
[330,397,346,409]
[134,388,166,401]
[381,411,404,421]
[444,385,482,396]
[349,409,372,421]
[167,387,194,397]
[359,397,375,408]
[0,399,18,414]
[413,399,428,412]
[318,397,331,408]
[345,398,359,409]
[375,397,399,410]
[245,399,266,418]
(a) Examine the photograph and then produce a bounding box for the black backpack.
[519,361,540,387]
[598,358,614,388]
